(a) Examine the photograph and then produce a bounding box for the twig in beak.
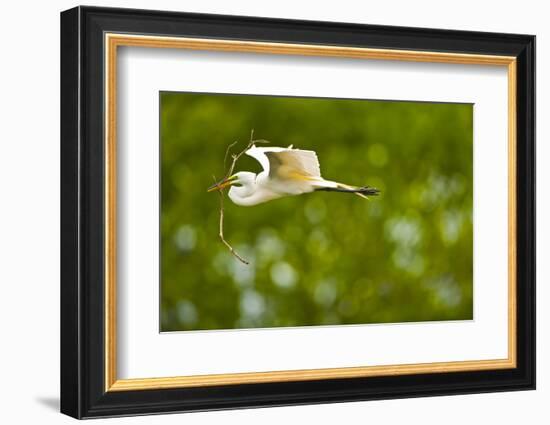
[214,130,269,265]
[215,175,249,265]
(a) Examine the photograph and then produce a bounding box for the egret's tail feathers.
[314,181,380,199]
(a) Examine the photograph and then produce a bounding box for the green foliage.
[160,92,473,331]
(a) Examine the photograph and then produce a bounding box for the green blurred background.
[160,92,473,332]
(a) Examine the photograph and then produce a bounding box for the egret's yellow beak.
[207,175,237,192]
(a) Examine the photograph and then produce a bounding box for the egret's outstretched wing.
[245,145,321,181]
[265,149,321,181]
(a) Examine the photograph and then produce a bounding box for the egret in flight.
[208,144,379,206]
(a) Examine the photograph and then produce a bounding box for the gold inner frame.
[104,33,517,392]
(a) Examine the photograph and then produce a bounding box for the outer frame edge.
[60,5,83,420]
[64,5,536,419]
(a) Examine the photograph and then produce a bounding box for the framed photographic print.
[60,6,535,419]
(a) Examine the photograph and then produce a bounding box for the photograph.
[160,92,474,332]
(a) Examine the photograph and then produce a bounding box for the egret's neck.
[228,181,280,206]
[228,184,256,206]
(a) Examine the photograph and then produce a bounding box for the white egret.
[208,144,379,206]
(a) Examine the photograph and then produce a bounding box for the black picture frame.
[60,5,535,419]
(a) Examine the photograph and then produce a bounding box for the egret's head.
[207,172,256,192]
